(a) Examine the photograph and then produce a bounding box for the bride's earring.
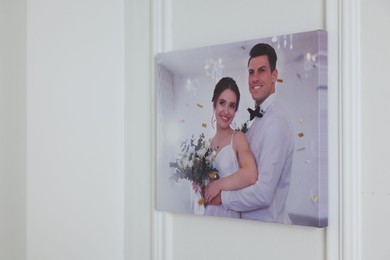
[211,113,216,129]
[230,118,236,130]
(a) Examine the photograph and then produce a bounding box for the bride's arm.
[205,131,258,202]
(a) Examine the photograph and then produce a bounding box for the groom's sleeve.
[221,118,293,212]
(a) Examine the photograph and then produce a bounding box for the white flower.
[188,160,194,168]
[178,154,188,169]
[178,159,184,169]
[197,147,207,157]
[208,150,217,161]
[188,145,196,155]
[181,156,190,168]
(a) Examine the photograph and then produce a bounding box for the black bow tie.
[247,107,263,121]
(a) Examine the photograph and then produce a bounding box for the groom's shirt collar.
[259,93,276,114]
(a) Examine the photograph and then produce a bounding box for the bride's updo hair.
[211,77,240,112]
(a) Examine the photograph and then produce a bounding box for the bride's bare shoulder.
[233,130,249,146]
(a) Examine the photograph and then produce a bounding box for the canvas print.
[155,30,328,227]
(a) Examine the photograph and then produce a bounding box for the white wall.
[26,0,124,259]
[361,0,390,259]
[0,0,26,259]
[124,0,152,259]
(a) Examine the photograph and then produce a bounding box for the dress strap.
[230,131,236,146]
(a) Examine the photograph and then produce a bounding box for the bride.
[203,77,258,218]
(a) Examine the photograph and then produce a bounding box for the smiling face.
[248,55,278,106]
[214,88,237,130]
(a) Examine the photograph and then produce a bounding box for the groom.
[210,43,294,224]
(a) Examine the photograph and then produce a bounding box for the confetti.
[297,147,305,151]
[242,162,248,169]
[277,78,283,83]
[179,119,185,123]
[313,195,318,202]
[198,198,205,206]
[298,132,304,138]
[208,172,218,180]
[197,103,204,108]
[202,123,207,128]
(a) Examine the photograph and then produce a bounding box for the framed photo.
[155,30,328,227]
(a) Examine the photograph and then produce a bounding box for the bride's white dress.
[204,133,240,218]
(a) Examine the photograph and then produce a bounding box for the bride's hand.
[205,180,221,203]
[192,182,201,193]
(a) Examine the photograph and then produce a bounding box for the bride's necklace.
[212,130,232,151]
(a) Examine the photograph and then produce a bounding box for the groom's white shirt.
[221,93,294,224]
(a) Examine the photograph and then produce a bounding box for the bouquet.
[170,133,219,206]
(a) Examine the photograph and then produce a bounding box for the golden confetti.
[209,172,218,180]
[313,195,318,202]
[242,162,248,169]
[277,78,283,83]
[198,197,205,206]
[202,123,207,128]
[197,103,204,108]
[298,132,304,138]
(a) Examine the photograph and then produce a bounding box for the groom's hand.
[209,192,222,205]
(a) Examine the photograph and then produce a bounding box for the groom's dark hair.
[248,43,277,72]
